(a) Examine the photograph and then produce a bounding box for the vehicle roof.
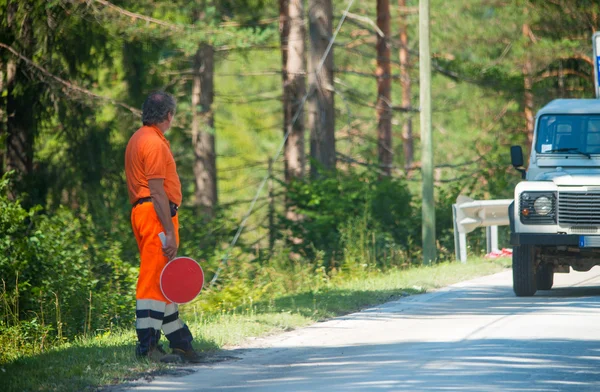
[537,99,600,116]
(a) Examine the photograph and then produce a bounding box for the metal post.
[452,204,460,261]
[419,0,436,265]
[593,32,600,99]
[491,225,499,252]
[486,225,499,254]
[459,233,467,263]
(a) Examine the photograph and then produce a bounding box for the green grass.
[0,257,510,392]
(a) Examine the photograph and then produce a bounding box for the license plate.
[579,236,600,247]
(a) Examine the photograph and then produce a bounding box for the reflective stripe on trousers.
[136,299,193,352]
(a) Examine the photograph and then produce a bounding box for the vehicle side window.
[536,116,555,152]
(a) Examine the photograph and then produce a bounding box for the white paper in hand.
[158,232,167,247]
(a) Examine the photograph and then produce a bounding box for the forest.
[1,0,599,369]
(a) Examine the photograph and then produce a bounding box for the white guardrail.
[452,196,512,263]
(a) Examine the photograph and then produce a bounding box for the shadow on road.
[334,277,600,322]
[134,338,600,391]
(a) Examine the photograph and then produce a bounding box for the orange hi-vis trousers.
[131,201,193,353]
[131,201,179,302]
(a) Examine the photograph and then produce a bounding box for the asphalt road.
[127,268,600,391]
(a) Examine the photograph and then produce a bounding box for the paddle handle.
[158,232,167,248]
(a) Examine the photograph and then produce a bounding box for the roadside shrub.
[177,206,241,288]
[280,169,419,269]
[187,243,328,315]
[0,174,137,361]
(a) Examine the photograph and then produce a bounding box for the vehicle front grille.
[570,226,599,234]
[558,192,600,225]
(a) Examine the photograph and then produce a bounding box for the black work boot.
[172,347,205,363]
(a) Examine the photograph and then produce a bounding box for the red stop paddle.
[158,233,204,304]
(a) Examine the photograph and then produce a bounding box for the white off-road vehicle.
[510,99,600,296]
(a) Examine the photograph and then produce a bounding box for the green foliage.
[0,174,137,361]
[0,318,55,363]
[217,0,271,23]
[177,206,240,275]
[281,169,419,268]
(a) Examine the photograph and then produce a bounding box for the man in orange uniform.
[125,91,202,363]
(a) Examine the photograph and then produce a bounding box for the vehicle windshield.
[536,114,600,155]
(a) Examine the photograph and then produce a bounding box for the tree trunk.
[191,44,217,215]
[5,1,34,194]
[5,58,27,176]
[376,0,392,176]
[280,0,290,166]
[308,0,335,178]
[281,0,306,182]
[522,22,535,148]
[280,0,306,253]
[399,0,413,172]
[0,59,5,176]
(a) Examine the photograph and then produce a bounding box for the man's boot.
[137,344,182,363]
[172,347,205,363]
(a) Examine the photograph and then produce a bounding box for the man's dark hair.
[141,91,176,126]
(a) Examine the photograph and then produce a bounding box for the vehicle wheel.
[536,264,554,290]
[513,244,537,296]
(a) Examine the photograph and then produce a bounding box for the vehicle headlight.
[533,196,552,216]
[519,192,556,224]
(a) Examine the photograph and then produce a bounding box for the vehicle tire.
[536,264,554,290]
[513,244,537,297]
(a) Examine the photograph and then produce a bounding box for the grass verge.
[0,257,510,392]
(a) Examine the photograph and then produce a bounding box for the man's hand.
[163,231,178,261]
[149,178,178,261]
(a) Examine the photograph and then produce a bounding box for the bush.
[0,174,137,361]
[280,170,420,269]
[177,206,241,285]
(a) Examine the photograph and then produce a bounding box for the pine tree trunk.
[308,0,335,177]
[280,0,306,251]
[399,0,413,172]
[5,58,27,176]
[280,0,290,166]
[523,66,534,146]
[376,0,392,176]
[286,0,306,181]
[5,1,34,194]
[522,22,534,147]
[0,59,5,175]
[191,44,217,215]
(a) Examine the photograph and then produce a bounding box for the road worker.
[125,91,202,363]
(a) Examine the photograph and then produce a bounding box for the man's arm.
[148,178,177,260]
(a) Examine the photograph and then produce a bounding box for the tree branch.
[534,69,590,83]
[0,42,141,116]
[90,0,186,30]
[345,12,384,37]
[559,54,594,67]
[219,17,279,27]
[91,0,278,30]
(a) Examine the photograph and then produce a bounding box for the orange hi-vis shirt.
[125,125,182,206]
